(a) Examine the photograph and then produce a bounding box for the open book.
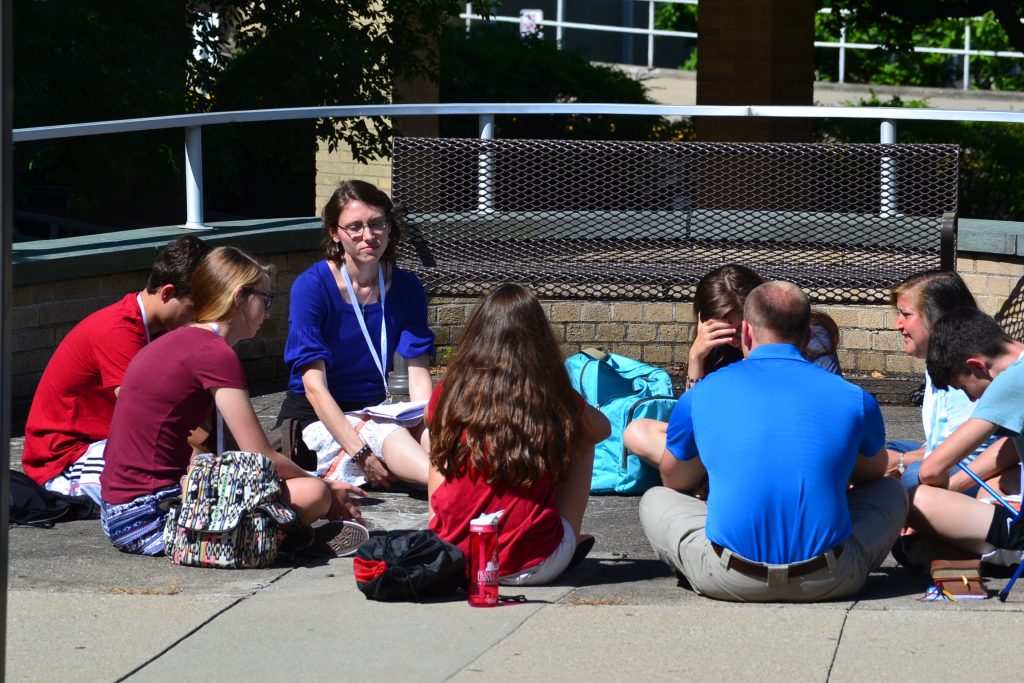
[358,399,428,422]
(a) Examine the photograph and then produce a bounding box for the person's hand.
[688,315,739,379]
[325,480,366,522]
[360,454,395,489]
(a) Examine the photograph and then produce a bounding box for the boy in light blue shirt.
[908,308,1024,558]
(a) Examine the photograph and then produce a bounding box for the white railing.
[13,102,1024,230]
[462,1,1024,91]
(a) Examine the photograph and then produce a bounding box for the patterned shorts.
[101,486,181,556]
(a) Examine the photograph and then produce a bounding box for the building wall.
[427,252,1024,378]
[12,245,1024,430]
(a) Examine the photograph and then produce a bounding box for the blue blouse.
[284,261,434,408]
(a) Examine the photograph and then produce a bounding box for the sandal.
[567,534,596,571]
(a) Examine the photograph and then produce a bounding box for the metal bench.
[392,138,958,304]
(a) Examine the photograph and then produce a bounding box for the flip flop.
[567,534,596,571]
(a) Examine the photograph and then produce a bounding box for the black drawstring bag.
[353,529,466,602]
[9,470,96,527]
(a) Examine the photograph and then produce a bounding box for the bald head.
[742,281,811,349]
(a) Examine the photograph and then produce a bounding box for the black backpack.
[9,470,97,527]
[353,529,466,601]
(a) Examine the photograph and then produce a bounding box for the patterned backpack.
[163,451,297,569]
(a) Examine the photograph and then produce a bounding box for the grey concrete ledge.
[12,215,1024,287]
[12,217,323,286]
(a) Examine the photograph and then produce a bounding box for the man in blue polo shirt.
[640,281,908,601]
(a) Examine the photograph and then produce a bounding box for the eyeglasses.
[337,218,389,238]
[243,287,274,311]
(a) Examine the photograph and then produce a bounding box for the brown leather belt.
[711,542,844,581]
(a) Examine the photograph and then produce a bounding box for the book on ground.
[931,559,989,599]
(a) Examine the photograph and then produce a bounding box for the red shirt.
[427,383,565,576]
[101,327,247,505]
[23,293,148,484]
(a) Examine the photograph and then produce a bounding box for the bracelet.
[897,452,906,476]
[351,444,373,464]
[684,375,702,391]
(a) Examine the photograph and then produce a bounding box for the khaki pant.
[639,478,908,602]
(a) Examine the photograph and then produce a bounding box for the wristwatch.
[897,452,906,476]
[352,444,373,464]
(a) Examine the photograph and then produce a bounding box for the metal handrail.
[14,102,1024,231]
[463,1,1024,89]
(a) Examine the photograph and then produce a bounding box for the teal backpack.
[565,348,677,495]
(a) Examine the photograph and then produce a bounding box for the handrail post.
[880,119,896,218]
[556,0,564,46]
[963,21,971,91]
[478,114,494,213]
[838,26,847,84]
[647,0,655,68]
[184,126,207,230]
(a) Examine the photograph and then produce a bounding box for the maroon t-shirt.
[101,326,247,505]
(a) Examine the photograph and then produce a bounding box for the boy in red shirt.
[22,235,209,503]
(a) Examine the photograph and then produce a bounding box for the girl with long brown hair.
[427,284,610,585]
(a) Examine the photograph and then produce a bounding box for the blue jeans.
[886,439,978,496]
[886,441,922,489]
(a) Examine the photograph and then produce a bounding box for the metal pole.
[0,0,12,675]
[184,126,206,230]
[647,0,655,68]
[556,0,564,46]
[478,114,494,212]
[880,119,896,217]
[838,26,847,84]
[963,21,971,91]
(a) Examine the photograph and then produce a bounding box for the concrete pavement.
[615,65,1024,111]
[7,397,1024,682]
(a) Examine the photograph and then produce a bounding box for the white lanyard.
[340,264,388,397]
[136,293,151,343]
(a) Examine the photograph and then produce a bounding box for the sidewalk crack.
[117,568,295,681]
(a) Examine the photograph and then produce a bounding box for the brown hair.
[145,235,210,297]
[191,246,274,324]
[890,270,977,334]
[692,264,764,373]
[428,284,585,487]
[320,180,403,265]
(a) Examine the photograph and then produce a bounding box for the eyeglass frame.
[336,218,390,238]
[242,286,274,311]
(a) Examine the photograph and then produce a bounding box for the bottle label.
[476,568,499,585]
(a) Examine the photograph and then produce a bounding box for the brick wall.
[11,247,322,429]
[429,252,1024,379]
[14,247,1024,430]
[315,138,393,215]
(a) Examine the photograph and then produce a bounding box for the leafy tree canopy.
[439,24,691,141]
[13,1,485,231]
[819,0,1024,54]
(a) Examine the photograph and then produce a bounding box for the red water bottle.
[468,514,501,607]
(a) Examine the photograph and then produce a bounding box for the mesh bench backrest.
[392,138,959,304]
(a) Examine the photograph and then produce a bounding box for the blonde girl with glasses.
[100,246,364,556]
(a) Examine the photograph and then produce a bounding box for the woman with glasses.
[273,180,434,489]
[100,246,364,556]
